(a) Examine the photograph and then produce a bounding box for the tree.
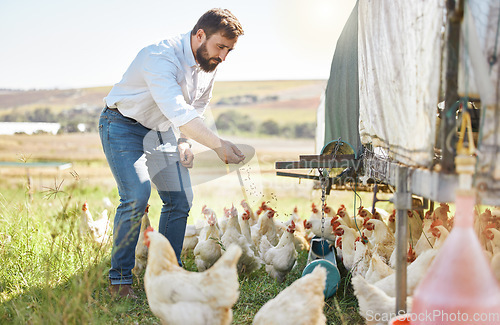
[259,120,280,135]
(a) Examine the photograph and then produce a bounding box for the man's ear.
[195,29,206,43]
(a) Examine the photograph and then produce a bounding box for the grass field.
[0,130,381,324]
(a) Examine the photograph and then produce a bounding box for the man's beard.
[196,41,221,72]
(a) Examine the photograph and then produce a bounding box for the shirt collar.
[182,32,198,69]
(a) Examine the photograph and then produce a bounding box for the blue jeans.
[98,107,192,285]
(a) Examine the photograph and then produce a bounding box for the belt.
[106,105,118,110]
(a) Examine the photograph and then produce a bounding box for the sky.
[0,0,357,90]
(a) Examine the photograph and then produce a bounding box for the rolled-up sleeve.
[142,53,200,128]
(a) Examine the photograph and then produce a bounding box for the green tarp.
[323,1,361,155]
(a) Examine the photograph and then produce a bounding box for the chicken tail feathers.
[217,244,242,268]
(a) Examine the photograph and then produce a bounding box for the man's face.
[196,32,237,73]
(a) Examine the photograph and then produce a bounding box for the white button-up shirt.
[105,32,216,131]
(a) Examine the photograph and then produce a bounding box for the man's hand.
[179,118,245,164]
[178,142,194,168]
[214,139,245,164]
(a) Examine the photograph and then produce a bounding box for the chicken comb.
[484,223,496,230]
[266,208,275,218]
[440,203,450,212]
[144,226,155,247]
[335,236,342,248]
[207,213,216,225]
[293,206,298,213]
[483,224,496,240]
[430,219,443,228]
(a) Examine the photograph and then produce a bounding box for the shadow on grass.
[1,246,363,325]
[0,257,159,325]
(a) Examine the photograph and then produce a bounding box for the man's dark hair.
[191,8,244,39]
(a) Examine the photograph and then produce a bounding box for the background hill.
[0,80,325,112]
[0,80,326,135]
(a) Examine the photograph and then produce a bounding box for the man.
[99,8,245,298]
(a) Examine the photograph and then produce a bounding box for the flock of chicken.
[333,203,500,325]
[134,200,328,325]
[79,198,500,325]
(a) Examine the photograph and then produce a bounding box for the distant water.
[0,122,60,135]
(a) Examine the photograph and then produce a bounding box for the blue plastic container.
[302,236,341,298]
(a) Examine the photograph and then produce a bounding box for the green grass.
[210,80,324,103]
[210,106,316,125]
[0,172,366,324]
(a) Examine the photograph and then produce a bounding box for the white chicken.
[132,204,151,281]
[194,211,223,272]
[352,275,413,325]
[387,209,422,247]
[414,210,436,256]
[218,206,234,235]
[144,227,242,325]
[253,266,327,325]
[240,199,258,226]
[182,224,200,256]
[429,220,450,251]
[432,203,450,229]
[255,201,270,218]
[372,248,439,297]
[309,203,322,219]
[333,225,358,270]
[283,207,309,252]
[239,209,254,245]
[284,206,305,233]
[260,221,298,282]
[336,204,355,229]
[364,252,394,284]
[407,210,423,246]
[477,209,497,252]
[303,217,336,242]
[330,215,350,230]
[79,201,111,245]
[222,205,261,275]
[484,225,500,253]
[363,219,395,262]
[484,226,500,283]
[351,237,373,277]
[387,210,396,234]
[358,206,373,220]
[195,205,218,230]
[323,204,335,218]
[251,208,279,247]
